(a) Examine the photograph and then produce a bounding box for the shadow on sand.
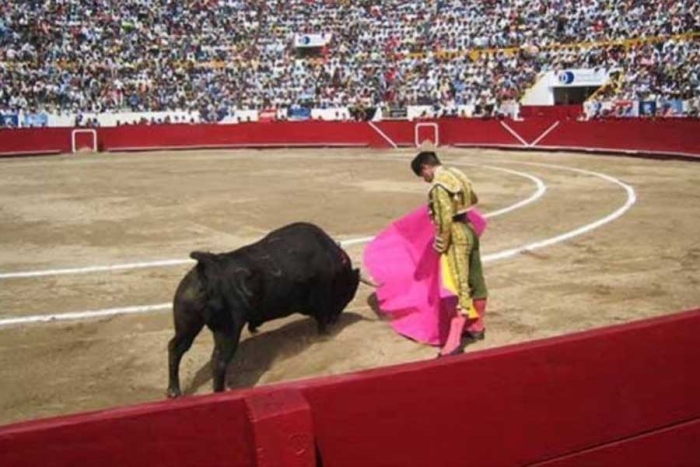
[184,312,364,395]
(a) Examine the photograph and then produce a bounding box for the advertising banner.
[287,106,311,121]
[660,100,684,116]
[293,33,332,48]
[0,113,19,127]
[259,108,277,122]
[553,69,612,87]
[639,101,657,117]
[384,106,408,119]
[612,100,638,117]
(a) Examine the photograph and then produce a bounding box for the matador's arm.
[429,185,455,253]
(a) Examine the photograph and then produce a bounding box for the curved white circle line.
[478,165,547,218]
[0,165,545,280]
[483,161,637,262]
[1,161,634,328]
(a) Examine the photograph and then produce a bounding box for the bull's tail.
[189,251,220,296]
[190,251,216,263]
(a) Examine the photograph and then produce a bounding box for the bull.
[167,222,372,397]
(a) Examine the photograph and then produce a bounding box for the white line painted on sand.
[479,165,547,218]
[0,165,545,326]
[0,304,172,327]
[0,166,545,280]
[0,259,193,280]
[2,162,633,328]
[0,304,367,328]
[482,162,636,263]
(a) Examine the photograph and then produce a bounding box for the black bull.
[167,222,368,397]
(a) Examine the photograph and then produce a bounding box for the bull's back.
[251,222,350,276]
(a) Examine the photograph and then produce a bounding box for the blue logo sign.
[557,71,575,85]
[301,35,311,45]
[639,101,657,116]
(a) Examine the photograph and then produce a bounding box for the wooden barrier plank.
[302,309,700,466]
[530,418,700,466]
[2,120,700,157]
[0,394,256,467]
[245,388,316,467]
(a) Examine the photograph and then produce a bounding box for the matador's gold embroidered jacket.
[428,166,479,312]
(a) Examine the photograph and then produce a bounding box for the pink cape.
[363,206,487,346]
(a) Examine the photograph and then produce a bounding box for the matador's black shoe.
[436,346,465,359]
[462,330,486,343]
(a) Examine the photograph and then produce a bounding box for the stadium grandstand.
[0,0,698,127]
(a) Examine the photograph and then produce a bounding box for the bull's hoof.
[166,387,182,399]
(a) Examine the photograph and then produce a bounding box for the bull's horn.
[359,271,380,288]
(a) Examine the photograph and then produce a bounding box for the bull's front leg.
[211,325,243,392]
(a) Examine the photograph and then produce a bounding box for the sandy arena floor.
[0,147,698,426]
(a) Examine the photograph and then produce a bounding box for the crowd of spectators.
[0,0,698,121]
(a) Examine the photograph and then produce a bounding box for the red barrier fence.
[520,105,583,120]
[1,118,698,158]
[1,308,699,466]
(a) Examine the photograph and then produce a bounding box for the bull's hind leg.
[167,314,205,398]
[211,324,243,392]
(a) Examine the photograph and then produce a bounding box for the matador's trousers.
[444,221,488,331]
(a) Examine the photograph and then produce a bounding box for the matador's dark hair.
[410,151,442,176]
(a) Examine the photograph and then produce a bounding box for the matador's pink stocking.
[440,315,466,356]
[466,298,487,334]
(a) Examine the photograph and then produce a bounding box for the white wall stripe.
[499,121,529,147]
[530,121,561,147]
[367,121,398,149]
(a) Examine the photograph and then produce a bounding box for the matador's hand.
[457,299,478,318]
[433,236,448,253]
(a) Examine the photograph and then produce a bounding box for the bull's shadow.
[184,312,364,395]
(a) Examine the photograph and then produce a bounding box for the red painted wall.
[0,394,256,467]
[0,128,71,155]
[520,105,583,120]
[303,309,700,466]
[538,119,700,157]
[0,309,698,466]
[1,119,699,158]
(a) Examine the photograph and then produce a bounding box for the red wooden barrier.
[302,308,700,466]
[1,119,699,158]
[1,309,698,466]
[99,121,387,152]
[0,394,257,467]
[537,119,700,158]
[521,105,583,120]
[245,388,315,467]
[531,419,700,467]
[0,128,70,156]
